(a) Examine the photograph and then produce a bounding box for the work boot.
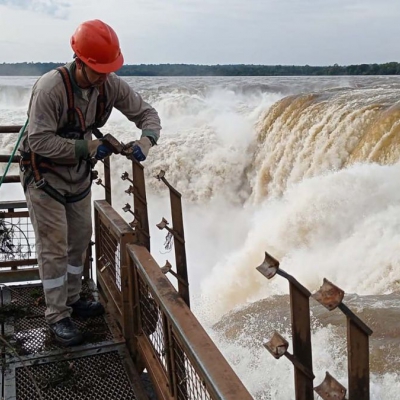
[69,298,105,318]
[49,317,84,346]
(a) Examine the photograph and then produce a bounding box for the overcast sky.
[1,0,400,65]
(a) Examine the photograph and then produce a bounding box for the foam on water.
[1,75,399,399]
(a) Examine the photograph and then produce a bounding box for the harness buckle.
[34,178,47,189]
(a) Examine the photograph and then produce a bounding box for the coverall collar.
[67,61,99,101]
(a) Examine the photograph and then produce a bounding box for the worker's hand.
[124,137,152,162]
[95,143,113,160]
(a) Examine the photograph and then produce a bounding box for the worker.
[19,19,161,346]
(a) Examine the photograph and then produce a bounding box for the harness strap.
[38,161,89,184]
[56,66,107,135]
[57,67,82,130]
[22,64,108,205]
[27,152,92,206]
[41,180,92,206]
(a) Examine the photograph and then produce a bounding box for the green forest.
[1,62,400,76]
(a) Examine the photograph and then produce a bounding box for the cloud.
[0,0,400,64]
[0,0,70,18]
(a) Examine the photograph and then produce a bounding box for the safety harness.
[22,66,107,206]
[56,66,106,140]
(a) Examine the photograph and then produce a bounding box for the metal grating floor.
[2,282,115,358]
[5,346,138,400]
[1,281,149,400]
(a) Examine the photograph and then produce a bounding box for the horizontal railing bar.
[0,201,27,210]
[0,268,40,283]
[0,175,20,183]
[94,200,135,237]
[0,259,37,268]
[0,154,20,163]
[0,211,29,219]
[0,125,23,133]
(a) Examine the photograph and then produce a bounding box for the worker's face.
[84,65,109,86]
[76,59,109,87]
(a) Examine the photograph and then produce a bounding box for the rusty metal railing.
[258,251,373,400]
[0,201,39,283]
[127,244,253,400]
[94,157,112,204]
[121,166,191,307]
[94,200,135,342]
[155,170,190,307]
[94,198,252,400]
[1,124,254,399]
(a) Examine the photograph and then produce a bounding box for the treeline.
[1,62,400,76]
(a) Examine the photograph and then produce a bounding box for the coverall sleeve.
[27,89,77,159]
[113,78,161,143]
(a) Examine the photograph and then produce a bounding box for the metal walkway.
[1,281,150,400]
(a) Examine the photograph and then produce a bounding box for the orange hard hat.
[71,20,124,73]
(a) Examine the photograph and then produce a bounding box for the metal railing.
[0,125,190,303]
[127,243,253,400]
[90,142,250,399]
[94,200,135,341]
[1,125,249,399]
[0,201,39,282]
[1,124,374,399]
[155,170,190,307]
[94,200,253,400]
[258,251,373,400]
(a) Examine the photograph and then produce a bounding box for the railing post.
[347,318,370,400]
[257,252,314,400]
[289,282,314,399]
[83,241,93,280]
[313,279,372,400]
[103,157,112,204]
[156,170,190,307]
[131,161,150,251]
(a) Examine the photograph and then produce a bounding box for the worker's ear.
[75,58,83,70]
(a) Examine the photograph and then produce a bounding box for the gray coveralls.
[20,62,161,324]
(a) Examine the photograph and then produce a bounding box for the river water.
[1,74,399,399]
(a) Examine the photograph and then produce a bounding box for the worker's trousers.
[24,182,92,324]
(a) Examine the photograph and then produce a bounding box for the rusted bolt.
[256,251,280,279]
[122,203,131,212]
[129,220,139,229]
[95,179,105,188]
[161,260,172,274]
[122,203,135,218]
[121,172,129,180]
[121,171,134,184]
[156,170,166,180]
[314,372,347,400]
[156,218,169,230]
[156,218,185,244]
[264,331,289,359]
[125,185,135,196]
[312,279,344,311]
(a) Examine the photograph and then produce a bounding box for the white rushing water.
[1,75,400,399]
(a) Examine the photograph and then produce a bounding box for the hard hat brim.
[83,52,124,74]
